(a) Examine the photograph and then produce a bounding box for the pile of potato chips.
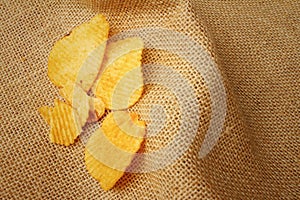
[39,14,146,190]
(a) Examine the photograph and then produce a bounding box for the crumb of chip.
[38,106,53,125]
[21,57,26,62]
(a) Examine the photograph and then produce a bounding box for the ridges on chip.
[39,99,82,146]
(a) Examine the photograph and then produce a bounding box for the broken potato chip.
[59,83,90,126]
[39,99,82,146]
[40,13,147,190]
[48,14,109,92]
[87,97,106,123]
[93,37,144,110]
[59,82,105,123]
[85,111,145,190]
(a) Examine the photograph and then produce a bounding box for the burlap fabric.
[1,0,299,199]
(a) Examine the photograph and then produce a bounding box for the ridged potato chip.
[48,14,109,92]
[94,37,144,110]
[39,99,82,146]
[85,111,145,190]
[59,83,105,123]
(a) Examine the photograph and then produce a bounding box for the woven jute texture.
[1,0,299,199]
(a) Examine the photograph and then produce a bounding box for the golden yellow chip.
[38,106,53,125]
[59,82,105,124]
[48,14,109,92]
[93,37,144,110]
[85,111,145,190]
[48,99,82,146]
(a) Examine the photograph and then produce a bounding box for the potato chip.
[100,111,145,150]
[87,97,106,123]
[48,14,109,92]
[85,111,145,190]
[38,106,53,125]
[59,82,105,124]
[59,83,90,126]
[41,99,82,146]
[94,37,144,110]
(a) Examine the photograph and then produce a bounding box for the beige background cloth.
[1,0,299,199]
